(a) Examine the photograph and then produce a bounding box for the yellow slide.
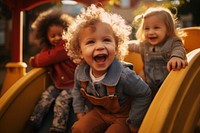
[139,48,200,133]
[0,68,49,133]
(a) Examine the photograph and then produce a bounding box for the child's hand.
[167,57,188,72]
[29,56,35,63]
[128,125,139,133]
[76,113,85,120]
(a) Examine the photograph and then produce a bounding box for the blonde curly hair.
[64,4,132,64]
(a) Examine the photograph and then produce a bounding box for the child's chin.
[150,42,158,46]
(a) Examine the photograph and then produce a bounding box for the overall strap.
[80,81,116,96]
[106,86,116,96]
[81,81,88,89]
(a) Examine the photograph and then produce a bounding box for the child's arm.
[167,37,188,71]
[124,70,152,131]
[167,57,188,72]
[73,66,88,120]
[127,40,141,53]
[29,44,69,67]
[128,125,139,133]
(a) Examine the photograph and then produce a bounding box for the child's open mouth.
[149,36,157,41]
[94,54,107,63]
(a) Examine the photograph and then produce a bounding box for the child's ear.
[80,51,84,59]
[115,51,117,56]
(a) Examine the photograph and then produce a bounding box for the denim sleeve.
[72,67,86,113]
[122,69,152,128]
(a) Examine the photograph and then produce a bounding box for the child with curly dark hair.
[23,9,77,133]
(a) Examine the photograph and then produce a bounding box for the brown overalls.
[72,81,132,133]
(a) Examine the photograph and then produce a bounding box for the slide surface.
[0,68,48,133]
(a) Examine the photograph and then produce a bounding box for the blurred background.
[0,0,199,87]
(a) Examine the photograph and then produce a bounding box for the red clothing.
[30,40,77,88]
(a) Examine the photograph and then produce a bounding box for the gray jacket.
[129,36,186,92]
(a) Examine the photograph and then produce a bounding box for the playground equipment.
[0,37,199,133]
[0,0,200,132]
[139,48,200,133]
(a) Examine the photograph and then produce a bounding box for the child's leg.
[105,117,130,133]
[29,85,60,128]
[72,109,108,133]
[50,89,72,132]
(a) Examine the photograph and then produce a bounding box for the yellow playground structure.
[0,26,200,133]
[0,0,200,132]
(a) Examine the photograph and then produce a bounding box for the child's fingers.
[167,62,172,72]
[179,60,188,69]
[183,60,188,68]
[170,61,177,71]
[176,60,183,70]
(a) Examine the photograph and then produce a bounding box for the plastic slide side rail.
[139,48,200,133]
[0,68,48,133]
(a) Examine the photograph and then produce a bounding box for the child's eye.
[144,27,149,31]
[51,35,56,38]
[154,26,160,29]
[86,40,95,45]
[103,38,111,42]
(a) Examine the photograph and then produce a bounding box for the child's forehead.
[78,22,115,41]
[82,22,113,33]
[145,12,162,18]
[144,13,166,23]
[48,25,64,31]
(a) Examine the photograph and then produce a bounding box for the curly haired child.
[64,4,152,133]
[128,7,188,98]
[23,9,77,133]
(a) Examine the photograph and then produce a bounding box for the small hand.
[76,113,85,120]
[129,125,139,133]
[167,57,188,72]
[29,56,35,63]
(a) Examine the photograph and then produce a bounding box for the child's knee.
[71,121,86,133]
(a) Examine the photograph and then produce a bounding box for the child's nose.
[55,36,61,41]
[148,29,154,34]
[95,42,105,50]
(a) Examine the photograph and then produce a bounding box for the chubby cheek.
[144,33,148,39]
[110,49,117,60]
[80,48,92,61]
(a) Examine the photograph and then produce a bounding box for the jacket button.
[61,76,65,80]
